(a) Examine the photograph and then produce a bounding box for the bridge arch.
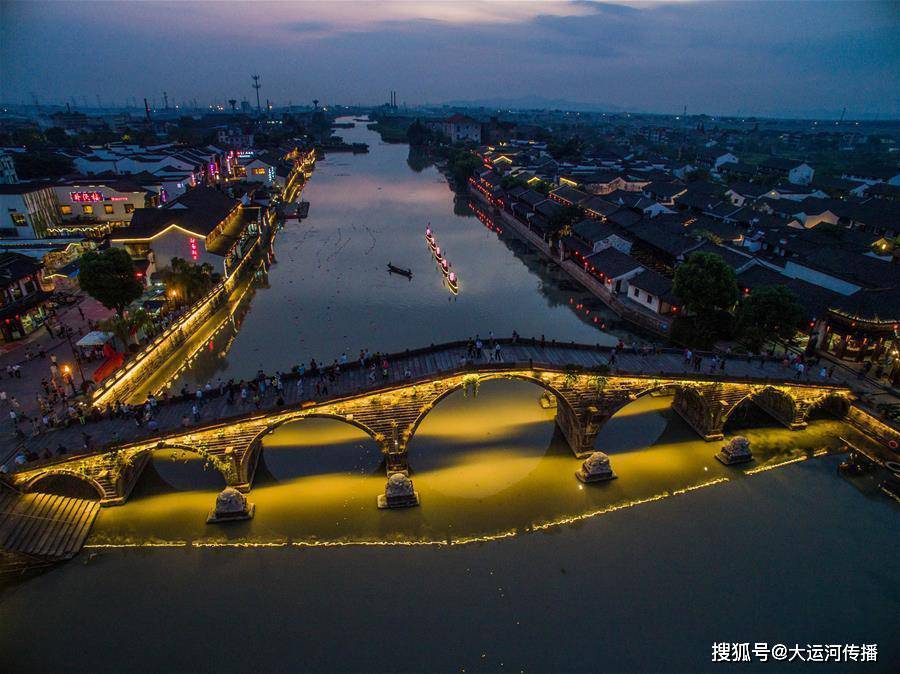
[804,391,850,421]
[750,386,798,423]
[240,412,383,479]
[603,382,685,420]
[401,372,580,451]
[22,469,106,500]
[145,442,237,485]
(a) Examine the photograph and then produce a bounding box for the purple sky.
[1,1,897,118]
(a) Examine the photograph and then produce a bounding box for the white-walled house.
[759,157,815,185]
[0,183,60,239]
[110,187,256,279]
[50,178,156,237]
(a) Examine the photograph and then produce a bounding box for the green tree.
[406,119,432,146]
[447,150,481,190]
[13,151,75,179]
[735,285,805,352]
[162,258,219,305]
[685,167,710,182]
[673,251,739,321]
[547,204,582,237]
[44,127,71,147]
[78,248,144,315]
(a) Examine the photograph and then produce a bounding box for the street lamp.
[63,328,86,385]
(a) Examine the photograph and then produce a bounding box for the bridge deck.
[3,339,844,472]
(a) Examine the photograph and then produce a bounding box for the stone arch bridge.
[9,340,851,506]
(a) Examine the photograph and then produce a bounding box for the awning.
[76,331,113,347]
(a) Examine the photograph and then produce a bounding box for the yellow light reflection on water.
[86,381,881,549]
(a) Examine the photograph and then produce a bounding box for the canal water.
[2,385,898,672]
[154,117,635,395]
[2,118,897,672]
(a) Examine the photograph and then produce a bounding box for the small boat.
[433,246,444,264]
[425,227,436,250]
[440,258,450,276]
[387,262,413,279]
[447,271,459,294]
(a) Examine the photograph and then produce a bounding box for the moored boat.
[448,270,459,294]
[440,258,450,276]
[433,245,444,263]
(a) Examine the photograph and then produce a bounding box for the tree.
[447,149,481,189]
[673,252,739,325]
[78,248,144,315]
[162,258,219,305]
[13,151,74,179]
[685,167,710,182]
[406,119,432,146]
[735,285,805,352]
[547,204,582,237]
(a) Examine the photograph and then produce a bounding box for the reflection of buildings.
[0,252,53,342]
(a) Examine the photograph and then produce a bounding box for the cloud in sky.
[1,0,897,118]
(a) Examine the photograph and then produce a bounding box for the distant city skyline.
[1,0,898,120]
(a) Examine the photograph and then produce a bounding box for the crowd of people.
[0,328,855,476]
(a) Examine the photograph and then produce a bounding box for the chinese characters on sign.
[189,237,199,261]
[70,191,103,202]
[712,643,877,663]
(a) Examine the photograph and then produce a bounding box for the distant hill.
[436,96,625,113]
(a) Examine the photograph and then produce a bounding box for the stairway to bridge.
[0,489,100,562]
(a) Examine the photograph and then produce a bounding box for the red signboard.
[70,191,104,202]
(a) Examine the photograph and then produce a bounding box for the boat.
[433,246,444,264]
[387,262,413,279]
[425,226,436,250]
[447,271,459,294]
[440,258,450,276]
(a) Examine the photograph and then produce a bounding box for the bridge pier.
[672,387,726,441]
[556,403,605,458]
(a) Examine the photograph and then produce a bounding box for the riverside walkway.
[4,338,854,497]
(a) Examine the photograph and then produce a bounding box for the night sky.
[1,0,897,118]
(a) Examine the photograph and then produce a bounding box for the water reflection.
[162,117,629,392]
[88,380,880,547]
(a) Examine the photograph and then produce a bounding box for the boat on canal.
[447,270,459,294]
[425,226,436,250]
[387,262,413,279]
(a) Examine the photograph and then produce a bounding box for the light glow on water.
[87,381,879,548]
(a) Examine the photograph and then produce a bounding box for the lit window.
[82,205,94,215]
[10,213,27,227]
[252,167,267,175]
[104,204,114,214]
[60,205,72,215]
[124,204,134,214]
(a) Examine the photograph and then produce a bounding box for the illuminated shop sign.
[189,237,200,261]
[70,191,103,202]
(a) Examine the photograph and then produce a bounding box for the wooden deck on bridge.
[0,489,100,561]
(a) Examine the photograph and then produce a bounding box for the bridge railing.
[90,235,266,407]
[7,339,855,477]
